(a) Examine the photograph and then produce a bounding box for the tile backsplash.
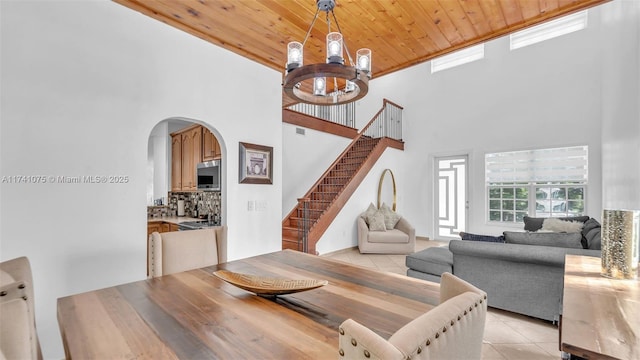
[147,206,169,218]
[168,191,222,220]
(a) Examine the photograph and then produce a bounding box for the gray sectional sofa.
[406,216,602,322]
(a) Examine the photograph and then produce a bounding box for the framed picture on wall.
[239,142,273,184]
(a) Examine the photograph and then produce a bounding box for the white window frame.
[510,10,588,50]
[431,44,484,73]
[486,146,588,224]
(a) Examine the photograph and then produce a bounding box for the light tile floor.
[323,239,562,360]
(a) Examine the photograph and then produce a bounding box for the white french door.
[435,155,468,239]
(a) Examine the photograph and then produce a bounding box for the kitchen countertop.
[147,216,202,225]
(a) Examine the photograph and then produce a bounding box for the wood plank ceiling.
[114,0,608,105]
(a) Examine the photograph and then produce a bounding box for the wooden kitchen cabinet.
[171,135,182,191]
[147,222,162,235]
[147,221,178,237]
[171,125,202,191]
[203,127,221,161]
[182,126,202,191]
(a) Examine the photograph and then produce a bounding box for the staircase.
[282,99,404,254]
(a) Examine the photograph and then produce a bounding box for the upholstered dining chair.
[338,272,487,360]
[148,226,227,278]
[0,256,43,360]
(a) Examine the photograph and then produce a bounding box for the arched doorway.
[146,117,226,226]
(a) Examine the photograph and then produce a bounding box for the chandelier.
[282,0,371,106]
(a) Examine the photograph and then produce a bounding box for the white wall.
[600,1,640,211]
[0,1,281,358]
[148,121,169,204]
[281,123,351,217]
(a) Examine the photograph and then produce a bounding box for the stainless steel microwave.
[197,160,221,191]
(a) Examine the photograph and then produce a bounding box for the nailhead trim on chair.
[343,294,487,359]
[413,295,484,356]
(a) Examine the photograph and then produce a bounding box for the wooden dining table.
[57,250,440,359]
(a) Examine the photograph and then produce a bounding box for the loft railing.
[287,91,356,128]
[362,99,403,141]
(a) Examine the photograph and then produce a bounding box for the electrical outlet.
[257,201,267,211]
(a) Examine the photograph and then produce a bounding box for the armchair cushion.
[363,203,378,225]
[368,229,408,243]
[367,211,387,232]
[380,203,402,230]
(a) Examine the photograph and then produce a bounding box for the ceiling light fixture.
[282,0,371,105]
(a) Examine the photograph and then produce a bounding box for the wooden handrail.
[383,98,404,110]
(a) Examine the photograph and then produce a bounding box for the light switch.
[247,200,255,211]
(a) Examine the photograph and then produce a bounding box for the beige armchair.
[0,256,43,360]
[148,226,227,278]
[357,214,415,254]
[338,272,487,360]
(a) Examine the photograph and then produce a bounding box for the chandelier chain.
[301,7,321,47]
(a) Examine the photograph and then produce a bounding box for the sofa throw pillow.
[585,227,602,250]
[540,218,584,233]
[363,203,378,225]
[523,215,590,231]
[367,211,387,231]
[503,231,583,249]
[380,203,402,230]
[581,218,601,249]
[460,232,505,243]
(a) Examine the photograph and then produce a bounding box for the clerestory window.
[431,44,484,73]
[510,10,588,50]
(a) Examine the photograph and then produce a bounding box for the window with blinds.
[485,146,588,223]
